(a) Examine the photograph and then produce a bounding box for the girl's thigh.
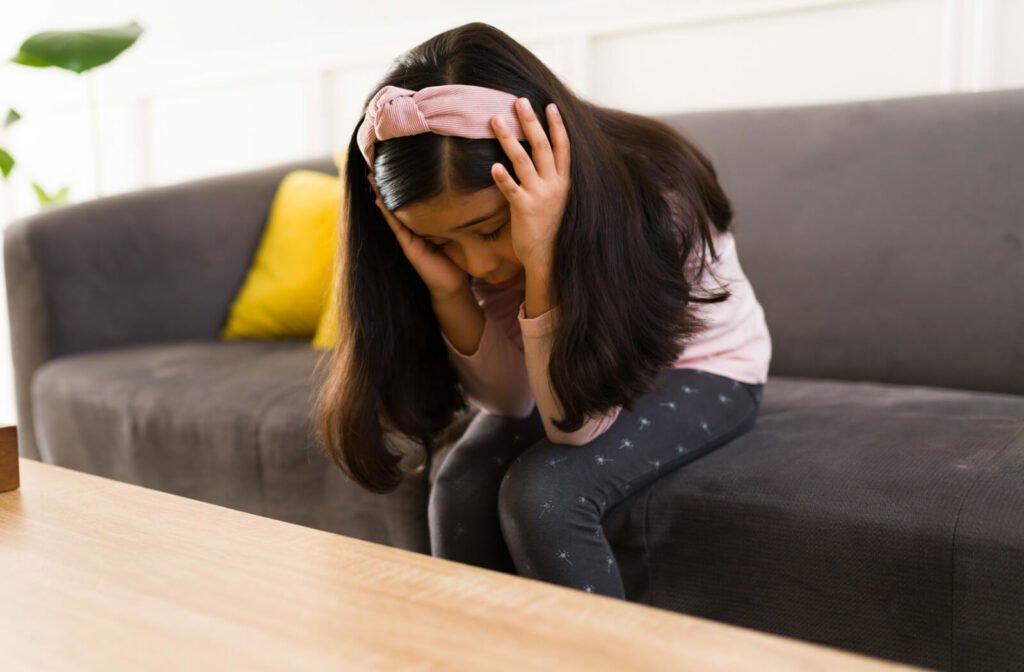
[431,406,546,491]
[498,368,763,517]
[427,408,547,569]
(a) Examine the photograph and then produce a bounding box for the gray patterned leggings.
[428,367,764,599]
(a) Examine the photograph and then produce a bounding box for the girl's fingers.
[514,97,556,179]
[491,163,521,204]
[376,198,409,241]
[369,176,397,229]
[546,103,570,177]
[491,113,538,189]
[370,177,425,252]
[376,198,436,260]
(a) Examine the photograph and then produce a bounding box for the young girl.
[314,22,770,599]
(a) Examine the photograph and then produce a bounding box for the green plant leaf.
[9,52,50,68]
[0,148,14,178]
[32,182,71,206]
[4,109,21,128]
[10,21,144,74]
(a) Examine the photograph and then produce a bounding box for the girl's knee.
[429,466,469,514]
[497,445,577,525]
[432,446,503,509]
[431,449,473,492]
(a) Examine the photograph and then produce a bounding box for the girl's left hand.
[490,98,571,274]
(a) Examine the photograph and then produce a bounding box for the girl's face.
[392,186,526,290]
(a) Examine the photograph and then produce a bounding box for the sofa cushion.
[602,376,1024,670]
[30,340,431,552]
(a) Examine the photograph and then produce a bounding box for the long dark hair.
[313,22,734,494]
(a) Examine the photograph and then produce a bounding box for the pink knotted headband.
[356,84,528,167]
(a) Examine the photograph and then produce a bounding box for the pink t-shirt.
[440,226,771,445]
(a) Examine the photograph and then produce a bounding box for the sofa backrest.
[661,88,1024,395]
[5,156,338,358]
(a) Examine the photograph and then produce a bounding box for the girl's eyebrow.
[412,205,507,240]
[450,204,509,233]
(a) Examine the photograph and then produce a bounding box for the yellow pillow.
[311,265,340,350]
[311,149,349,350]
[220,169,341,340]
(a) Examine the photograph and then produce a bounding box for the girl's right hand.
[368,174,469,300]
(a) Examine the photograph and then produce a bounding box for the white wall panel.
[992,0,1024,87]
[327,63,396,155]
[2,107,93,215]
[96,98,151,195]
[148,78,312,184]
[589,0,946,114]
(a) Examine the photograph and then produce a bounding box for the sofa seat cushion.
[30,340,431,552]
[602,376,1024,670]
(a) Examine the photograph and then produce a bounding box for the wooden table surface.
[0,458,933,671]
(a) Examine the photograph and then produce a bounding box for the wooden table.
[0,458,933,671]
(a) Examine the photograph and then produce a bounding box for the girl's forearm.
[523,261,553,319]
[431,283,486,356]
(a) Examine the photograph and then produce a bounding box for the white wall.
[1,0,1023,425]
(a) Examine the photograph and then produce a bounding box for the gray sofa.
[5,87,1023,671]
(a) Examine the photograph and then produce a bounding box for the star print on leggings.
[426,372,761,603]
[538,500,554,518]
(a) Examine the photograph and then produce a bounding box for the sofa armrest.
[3,155,337,459]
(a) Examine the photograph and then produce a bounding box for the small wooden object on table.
[0,425,17,493]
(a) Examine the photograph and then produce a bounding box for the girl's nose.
[464,246,501,280]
